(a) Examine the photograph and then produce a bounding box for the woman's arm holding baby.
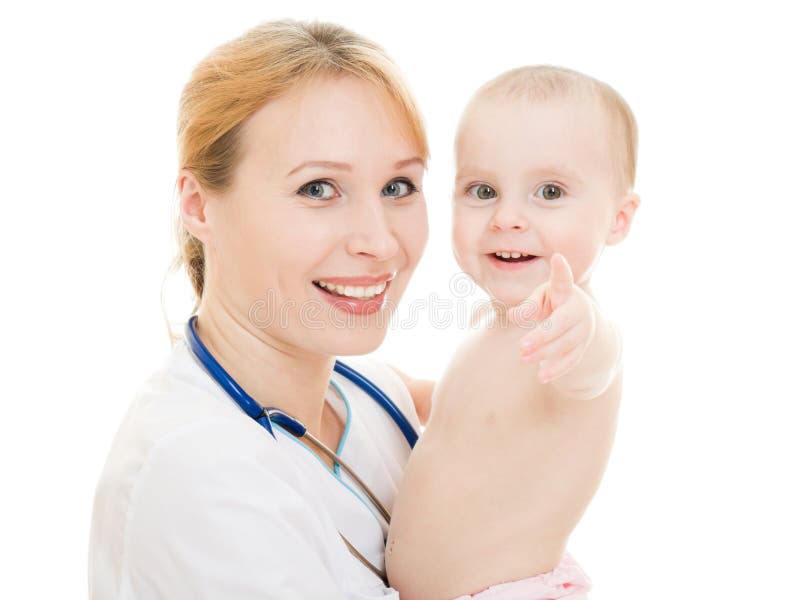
[511,253,623,401]
[388,366,435,426]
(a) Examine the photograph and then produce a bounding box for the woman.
[89,20,433,598]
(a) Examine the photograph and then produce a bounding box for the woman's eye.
[298,180,337,200]
[535,184,563,201]
[467,184,497,200]
[382,178,418,198]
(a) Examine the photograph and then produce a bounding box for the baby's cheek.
[562,232,605,283]
[451,215,479,272]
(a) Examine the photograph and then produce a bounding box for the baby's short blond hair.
[470,65,638,194]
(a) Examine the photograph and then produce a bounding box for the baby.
[385,66,640,599]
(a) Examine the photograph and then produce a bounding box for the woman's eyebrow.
[395,157,424,169]
[288,160,352,176]
[288,157,423,176]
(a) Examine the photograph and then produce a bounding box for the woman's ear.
[606,192,640,246]
[177,169,212,244]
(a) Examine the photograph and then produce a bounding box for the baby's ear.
[606,192,640,246]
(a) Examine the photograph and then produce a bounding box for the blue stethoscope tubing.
[184,315,418,448]
[184,314,418,584]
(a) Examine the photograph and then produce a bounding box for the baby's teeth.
[501,252,511,259]
[511,252,521,258]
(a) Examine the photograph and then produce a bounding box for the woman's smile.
[313,280,391,315]
[312,271,396,315]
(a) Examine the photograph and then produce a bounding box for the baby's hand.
[510,253,596,384]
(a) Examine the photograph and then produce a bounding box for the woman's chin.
[339,334,388,356]
[311,325,390,357]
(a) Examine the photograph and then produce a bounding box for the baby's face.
[453,95,623,307]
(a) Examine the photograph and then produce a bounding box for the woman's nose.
[345,199,400,261]
[490,201,530,232]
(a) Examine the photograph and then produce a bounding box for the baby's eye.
[534,184,563,201]
[382,178,418,198]
[467,184,497,200]
[298,180,338,201]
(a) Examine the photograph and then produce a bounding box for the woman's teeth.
[315,280,387,299]
[493,252,537,262]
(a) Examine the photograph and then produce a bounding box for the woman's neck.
[193,295,335,439]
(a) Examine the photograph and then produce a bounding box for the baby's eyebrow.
[455,166,494,182]
[526,165,582,183]
[455,165,582,184]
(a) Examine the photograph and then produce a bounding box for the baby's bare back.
[386,322,621,600]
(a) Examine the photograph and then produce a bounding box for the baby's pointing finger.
[509,295,544,327]
[519,309,577,353]
[521,321,583,365]
[548,253,575,308]
[538,343,585,383]
[509,282,548,327]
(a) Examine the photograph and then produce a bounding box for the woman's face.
[203,74,428,356]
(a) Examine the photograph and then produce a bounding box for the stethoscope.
[185,315,418,584]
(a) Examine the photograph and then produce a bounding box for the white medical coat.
[88,335,421,599]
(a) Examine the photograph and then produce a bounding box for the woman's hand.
[510,253,597,384]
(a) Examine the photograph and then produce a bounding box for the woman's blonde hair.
[164,20,429,340]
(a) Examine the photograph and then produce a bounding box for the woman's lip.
[313,279,391,315]
[313,272,396,286]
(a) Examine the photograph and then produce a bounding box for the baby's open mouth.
[489,251,539,263]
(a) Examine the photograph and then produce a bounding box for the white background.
[2,1,798,598]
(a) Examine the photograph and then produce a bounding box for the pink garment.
[449,553,592,600]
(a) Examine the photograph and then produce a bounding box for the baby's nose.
[490,203,529,232]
